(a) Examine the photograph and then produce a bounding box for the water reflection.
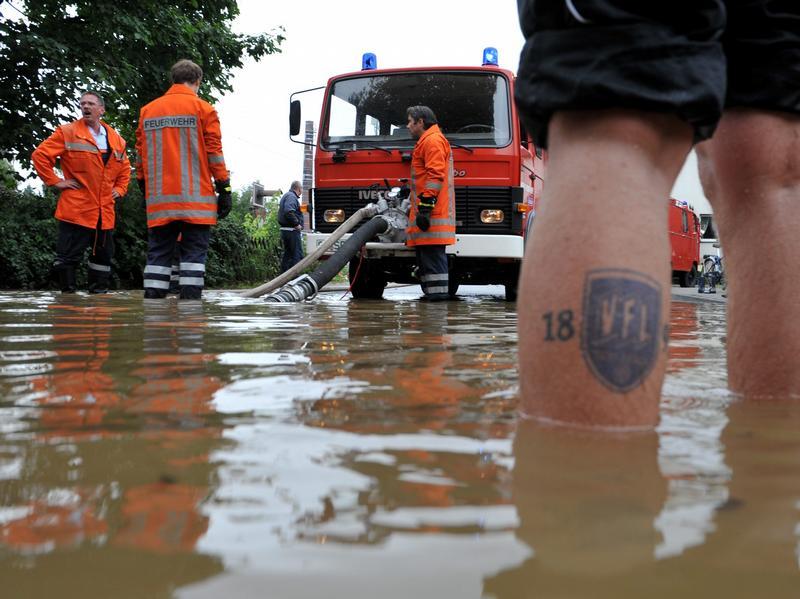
[188,294,523,597]
[0,291,799,598]
[0,294,225,597]
[656,301,730,559]
[484,422,665,598]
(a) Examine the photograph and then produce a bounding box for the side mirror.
[289,100,301,137]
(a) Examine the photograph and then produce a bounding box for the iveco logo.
[455,169,466,177]
[358,189,381,200]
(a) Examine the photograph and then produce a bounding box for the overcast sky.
[177,0,713,213]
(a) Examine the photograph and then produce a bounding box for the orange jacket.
[32,119,130,230]
[407,124,456,247]
[135,84,229,228]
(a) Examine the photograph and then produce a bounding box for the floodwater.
[0,286,798,598]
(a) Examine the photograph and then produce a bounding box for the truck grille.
[313,186,519,234]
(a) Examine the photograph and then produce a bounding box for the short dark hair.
[406,105,438,129]
[80,90,105,107]
[171,59,203,85]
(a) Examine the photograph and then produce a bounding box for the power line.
[2,0,28,18]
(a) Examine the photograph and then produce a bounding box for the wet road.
[0,286,799,598]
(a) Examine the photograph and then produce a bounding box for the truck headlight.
[480,209,504,223]
[324,209,345,223]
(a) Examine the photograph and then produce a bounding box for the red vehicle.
[290,49,542,300]
[669,198,701,287]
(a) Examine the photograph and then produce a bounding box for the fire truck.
[289,49,540,301]
[669,198,701,287]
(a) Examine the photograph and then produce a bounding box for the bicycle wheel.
[703,258,717,278]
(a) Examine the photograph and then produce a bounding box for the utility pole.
[302,120,314,230]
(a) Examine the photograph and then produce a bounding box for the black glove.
[137,178,145,195]
[215,179,232,220]
[415,194,436,232]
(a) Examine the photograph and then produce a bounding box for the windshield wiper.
[357,144,392,155]
[448,142,474,154]
[327,142,392,155]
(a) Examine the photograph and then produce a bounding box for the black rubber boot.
[56,264,77,293]
[88,273,110,294]
[179,286,202,300]
[420,293,449,302]
[144,288,167,299]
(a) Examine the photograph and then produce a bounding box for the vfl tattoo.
[580,269,662,393]
[542,310,575,341]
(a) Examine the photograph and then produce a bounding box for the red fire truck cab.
[290,50,542,301]
[669,198,701,287]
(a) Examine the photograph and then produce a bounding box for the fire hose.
[239,205,378,299]
[240,181,410,302]
[263,215,390,303]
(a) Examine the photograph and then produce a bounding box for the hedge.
[0,185,283,290]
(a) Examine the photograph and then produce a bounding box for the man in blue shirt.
[277,181,304,273]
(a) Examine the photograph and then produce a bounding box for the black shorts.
[516,0,800,147]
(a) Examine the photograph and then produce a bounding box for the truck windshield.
[322,72,512,150]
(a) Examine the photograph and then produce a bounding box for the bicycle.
[698,248,725,294]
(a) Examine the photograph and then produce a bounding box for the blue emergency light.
[482,47,499,66]
[362,52,377,70]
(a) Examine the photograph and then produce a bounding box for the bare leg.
[518,110,692,428]
[696,109,800,397]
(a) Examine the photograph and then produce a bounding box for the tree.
[0,159,16,189]
[0,0,284,172]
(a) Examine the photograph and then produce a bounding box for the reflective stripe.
[179,277,205,286]
[146,130,156,198]
[88,262,111,272]
[180,126,190,198]
[114,150,125,160]
[149,209,217,219]
[154,129,163,197]
[429,218,452,226]
[180,262,206,272]
[144,265,172,275]
[190,128,200,196]
[143,115,198,130]
[144,279,170,289]
[207,154,225,164]
[147,194,216,206]
[448,153,455,220]
[65,142,98,152]
[420,273,448,282]
[565,0,591,24]
[425,182,443,191]
[407,231,455,240]
[425,285,449,294]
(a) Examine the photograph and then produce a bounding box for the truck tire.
[505,281,518,302]
[679,265,697,288]
[348,257,386,299]
[448,277,459,298]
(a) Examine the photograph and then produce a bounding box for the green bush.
[0,187,58,289]
[0,185,283,290]
[206,195,282,287]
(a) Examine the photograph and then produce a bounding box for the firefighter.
[135,59,232,300]
[31,91,131,293]
[278,181,304,273]
[405,105,456,302]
